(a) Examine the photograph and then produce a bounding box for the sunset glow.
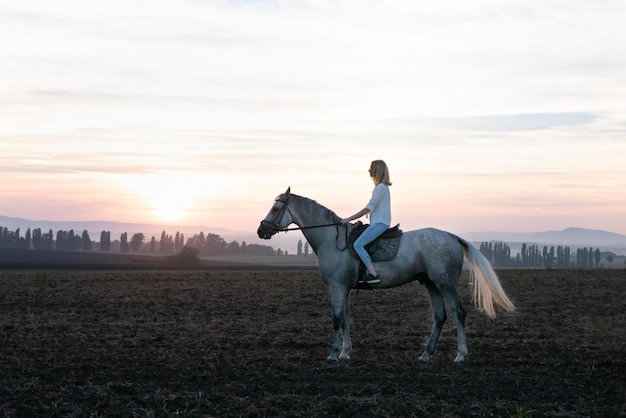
[1,1,625,235]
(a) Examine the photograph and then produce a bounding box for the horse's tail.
[457,237,516,319]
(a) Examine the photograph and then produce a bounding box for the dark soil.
[1,269,624,417]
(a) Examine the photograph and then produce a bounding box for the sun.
[149,195,187,222]
[124,172,198,224]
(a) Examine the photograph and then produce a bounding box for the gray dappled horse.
[257,188,515,362]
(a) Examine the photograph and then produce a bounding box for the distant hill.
[462,227,626,247]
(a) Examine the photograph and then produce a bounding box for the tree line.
[1,225,619,266]
[0,226,279,256]
[479,241,617,268]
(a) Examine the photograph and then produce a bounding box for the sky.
[1,0,626,236]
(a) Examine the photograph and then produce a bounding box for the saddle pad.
[348,222,402,262]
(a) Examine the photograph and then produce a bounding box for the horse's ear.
[285,187,291,197]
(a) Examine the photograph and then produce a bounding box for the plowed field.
[1,269,624,417]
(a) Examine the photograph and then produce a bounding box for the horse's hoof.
[454,354,466,363]
[326,356,338,362]
[418,354,430,362]
[338,353,351,361]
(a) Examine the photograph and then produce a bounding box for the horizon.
[3,214,626,256]
[1,1,626,236]
[0,213,626,236]
[2,213,626,238]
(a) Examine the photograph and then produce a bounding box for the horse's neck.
[291,195,340,253]
[291,195,339,227]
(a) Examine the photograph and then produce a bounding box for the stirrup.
[360,274,380,284]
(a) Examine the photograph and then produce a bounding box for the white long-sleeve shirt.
[365,183,391,226]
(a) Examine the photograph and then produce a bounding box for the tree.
[204,233,226,255]
[156,231,175,253]
[175,232,180,252]
[130,233,145,252]
[523,244,540,268]
[68,230,77,250]
[576,248,586,268]
[0,227,22,249]
[542,246,550,269]
[545,246,553,268]
[45,229,54,250]
[24,228,31,249]
[481,241,512,267]
[149,236,157,253]
[82,230,92,251]
[56,230,67,250]
[160,231,167,253]
[244,243,275,256]
[32,228,42,249]
[304,242,309,257]
[100,231,111,252]
[594,248,601,268]
[556,245,571,269]
[120,233,129,253]
[225,240,241,255]
[297,239,303,256]
[100,231,106,251]
[606,254,614,268]
[186,232,227,255]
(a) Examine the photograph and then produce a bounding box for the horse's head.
[257,187,293,239]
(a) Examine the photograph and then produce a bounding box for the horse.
[257,187,515,363]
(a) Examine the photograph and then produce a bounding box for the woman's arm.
[340,207,370,224]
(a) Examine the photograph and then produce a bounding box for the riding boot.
[359,272,380,284]
[365,274,381,284]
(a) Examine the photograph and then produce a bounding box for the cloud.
[432,112,598,131]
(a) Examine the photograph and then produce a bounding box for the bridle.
[259,194,341,237]
[259,195,291,237]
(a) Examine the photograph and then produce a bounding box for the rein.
[276,223,340,232]
[282,222,348,252]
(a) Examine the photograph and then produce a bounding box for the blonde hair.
[369,160,392,186]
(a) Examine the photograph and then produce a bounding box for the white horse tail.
[457,237,516,319]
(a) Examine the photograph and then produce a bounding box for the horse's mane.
[291,194,341,223]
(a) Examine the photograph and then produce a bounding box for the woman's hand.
[341,208,369,225]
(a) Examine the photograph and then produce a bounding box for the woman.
[341,160,392,284]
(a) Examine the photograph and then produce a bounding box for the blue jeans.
[354,222,389,268]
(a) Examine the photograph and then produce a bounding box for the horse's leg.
[327,286,350,361]
[419,280,447,362]
[339,291,352,360]
[442,288,467,362]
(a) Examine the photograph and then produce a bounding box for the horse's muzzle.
[257,222,277,239]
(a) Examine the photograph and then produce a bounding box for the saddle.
[348,222,403,262]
